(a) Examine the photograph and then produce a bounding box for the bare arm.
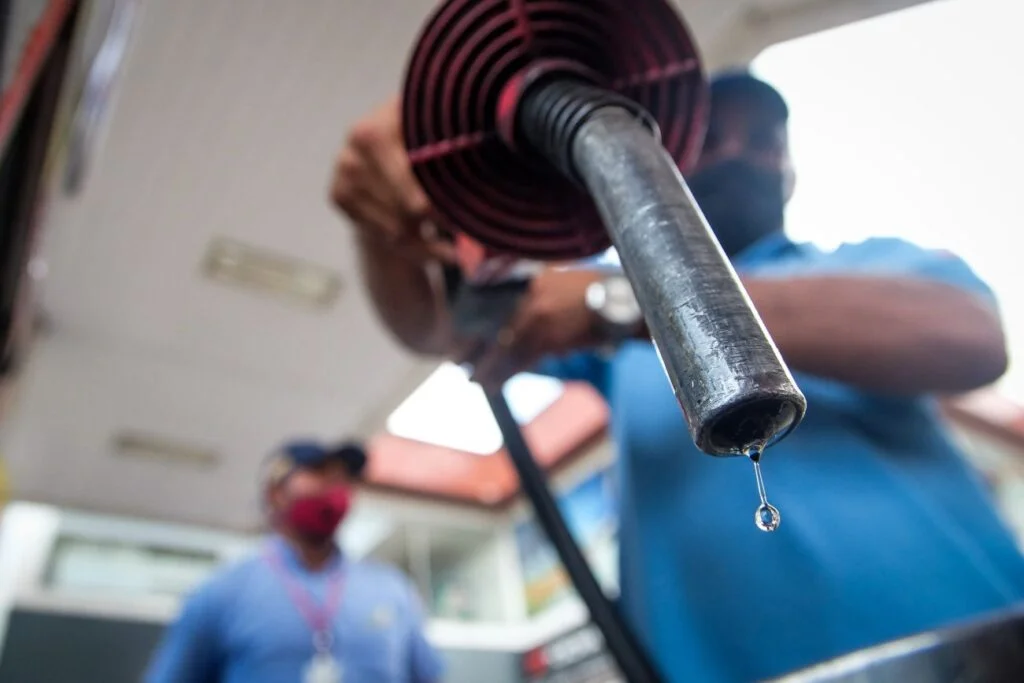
[355,235,454,356]
[331,98,463,356]
[390,260,1006,398]
[732,276,1007,394]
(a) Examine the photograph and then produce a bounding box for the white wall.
[0,501,254,661]
[0,496,582,659]
[0,503,60,654]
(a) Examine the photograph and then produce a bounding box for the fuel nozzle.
[402,0,806,455]
[514,77,805,454]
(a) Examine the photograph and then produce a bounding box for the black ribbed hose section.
[515,78,660,183]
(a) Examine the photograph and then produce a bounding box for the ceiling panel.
[2,336,393,528]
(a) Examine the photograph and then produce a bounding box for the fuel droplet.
[755,503,781,532]
[745,446,781,533]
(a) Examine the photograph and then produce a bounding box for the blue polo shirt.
[539,235,1024,682]
[145,537,444,683]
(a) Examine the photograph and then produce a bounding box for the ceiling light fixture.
[112,430,220,469]
[201,238,343,310]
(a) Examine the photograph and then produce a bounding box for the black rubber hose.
[486,391,664,683]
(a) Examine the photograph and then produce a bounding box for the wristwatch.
[584,274,643,346]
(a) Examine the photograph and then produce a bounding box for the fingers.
[336,183,400,244]
[329,147,365,213]
[466,269,599,390]
[347,102,429,221]
[336,161,454,264]
[375,135,431,220]
[334,137,398,218]
[333,98,446,265]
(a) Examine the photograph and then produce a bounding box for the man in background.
[146,440,443,683]
[331,72,1024,681]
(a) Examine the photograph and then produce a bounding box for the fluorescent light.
[386,363,564,455]
[201,238,343,309]
[112,431,220,469]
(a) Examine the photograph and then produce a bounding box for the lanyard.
[266,545,347,653]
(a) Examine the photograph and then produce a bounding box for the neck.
[279,530,337,571]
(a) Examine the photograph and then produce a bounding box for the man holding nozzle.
[331,73,1024,682]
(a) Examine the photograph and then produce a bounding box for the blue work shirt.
[539,235,1024,682]
[145,537,444,683]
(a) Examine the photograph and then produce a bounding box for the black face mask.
[686,159,786,258]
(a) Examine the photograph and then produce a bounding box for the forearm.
[628,275,1007,394]
[741,276,1006,394]
[356,236,451,355]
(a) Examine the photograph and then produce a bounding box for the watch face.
[600,277,641,325]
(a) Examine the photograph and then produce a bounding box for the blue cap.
[270,440,368,481]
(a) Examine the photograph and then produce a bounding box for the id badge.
[303,652,342,683]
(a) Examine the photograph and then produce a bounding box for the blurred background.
[0,0,1020,681]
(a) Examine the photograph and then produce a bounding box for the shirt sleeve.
[144,584,223,683]
[827,238,997,303]
[403,579,446,683]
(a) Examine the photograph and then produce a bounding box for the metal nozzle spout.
[518,82,807,455]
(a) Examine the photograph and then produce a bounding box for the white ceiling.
[0,0,928,531]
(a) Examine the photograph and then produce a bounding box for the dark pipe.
[772,606,1024,682]
[486,391,664,683]
[518,80,806,456]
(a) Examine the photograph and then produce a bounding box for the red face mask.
[283,485,351,541]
